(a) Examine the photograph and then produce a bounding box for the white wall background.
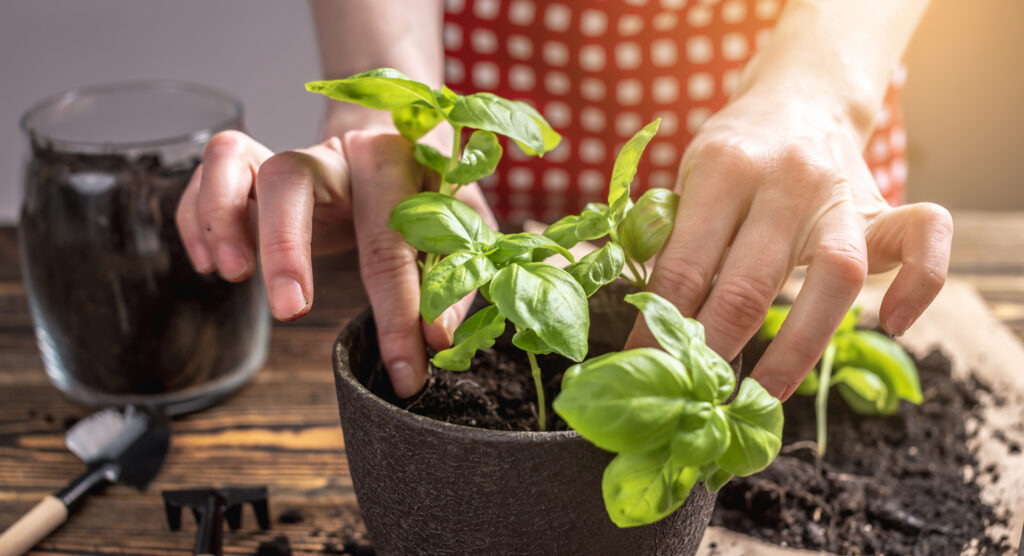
[1,0,1022,223]
[0,0,321,223]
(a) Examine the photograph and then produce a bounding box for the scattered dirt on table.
[713,341,1011,555]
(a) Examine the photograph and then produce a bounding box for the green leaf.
[543,210,613,249]
[618,188,679,263]
[602,446,698,528]
[305,68,437,111]
[391,101,444,142]
[389,192,498,254]
[670,406,730,466]
[608,119,661,222]
[686,341,738,405]
[758,305,791,341]
[565,243,625,297]
[432,85,459,113]
[552,348,696,454]
[413,143,449,176]
[447,93,560,156]
[488,233,574,266]
[794,368,820,396]
[702,465,734,492]
[419,252,497,323]
[489,263,589,361]
[511,328,553,355]
[717,378,784,476]
[431,306,506,371]
[831,366,892,415]
[623,292,704,360]
[447,130,503,185]
[833,330,922,408]
[837,305,862,334]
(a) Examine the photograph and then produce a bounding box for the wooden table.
[1,212,1022,555]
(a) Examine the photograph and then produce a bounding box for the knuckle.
[360,233,417,280]
[709,274,775,330]
[262,232,309,262]
[818,240,868,289]
[203,130,250,160]
[917,262,947,292]
[258,150,315,184]
[914,202,954,237]
[649,262,710,308]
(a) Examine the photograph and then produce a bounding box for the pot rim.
[333,309,588,446]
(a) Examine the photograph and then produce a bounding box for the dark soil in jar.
[710,339,1011,555]
[18,145,264,395]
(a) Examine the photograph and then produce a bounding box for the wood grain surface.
[1,211,1022,555]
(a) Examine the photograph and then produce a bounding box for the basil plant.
[759,305,922,456]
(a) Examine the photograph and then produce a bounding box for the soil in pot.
[711,340,1011,555]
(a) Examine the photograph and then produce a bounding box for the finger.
[625,158,747,349]
[176,164,214,272]
[695,194,798,362]
[345,130,429,398]
[197,131,273,281]
[255,138,350,321]
[421,183,497,350]
[866,203,953,336]
[750,204,868,400]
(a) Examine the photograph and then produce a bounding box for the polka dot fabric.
[443,0,908,222]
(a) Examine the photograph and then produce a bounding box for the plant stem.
[516,324,547,431]
[623,257,646,290]
[816,342,837,458]
[422,127,464,282]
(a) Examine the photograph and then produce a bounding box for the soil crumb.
[713,343,1011,555]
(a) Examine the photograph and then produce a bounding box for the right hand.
[175,129,496,397]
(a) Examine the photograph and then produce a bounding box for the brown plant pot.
[332,282,717,555]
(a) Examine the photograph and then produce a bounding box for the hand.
[626,90,953,401]
[175,129,496,397]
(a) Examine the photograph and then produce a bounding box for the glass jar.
[18,81,270,415]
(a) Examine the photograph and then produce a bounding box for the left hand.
[625,89,953,401]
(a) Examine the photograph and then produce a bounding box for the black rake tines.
[162,486,270,556]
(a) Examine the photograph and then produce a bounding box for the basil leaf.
[618,187,679,263]
[758,305,791,341]
[447,93,560,156]
[489,263,589,361]
[686,341,738,405]
[511,328,553,355]
[565,242,625,297]
[306,68,436,111]
[717,378,784,476]
[488,232,574,266]
[833,330,922,407]
[420,252,497,323]
[543,210,613,249]
[389,192,498,254]
[623,292,704,360]
[552,348,696,454]
[602,446,698,528]
[701,464,734,493]
[608,119,661,222]
[670,406,730,466]
[431,306,506,371]
[447,130,503,185]
[432,85,459,114]
[391,101,444,142]
[414,143,450,176]
[831,366,892,415]
[794,368,820,396]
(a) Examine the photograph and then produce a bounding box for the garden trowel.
[0,406,170,555]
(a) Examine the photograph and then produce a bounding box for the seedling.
[307,69,784,528]
[758,305,922,456]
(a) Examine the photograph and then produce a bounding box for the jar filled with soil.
[18,81,269,414]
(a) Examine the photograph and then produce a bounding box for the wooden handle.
[0,495,69,555]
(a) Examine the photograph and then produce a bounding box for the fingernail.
[440,310,458,345]
[389,361,424,398]
[216,242,249,280]
[270,276,307,319]
[758,375,791,400]
[191,243,214,273]
[886,307,916,337]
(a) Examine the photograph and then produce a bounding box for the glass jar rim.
[20,80,244,154]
